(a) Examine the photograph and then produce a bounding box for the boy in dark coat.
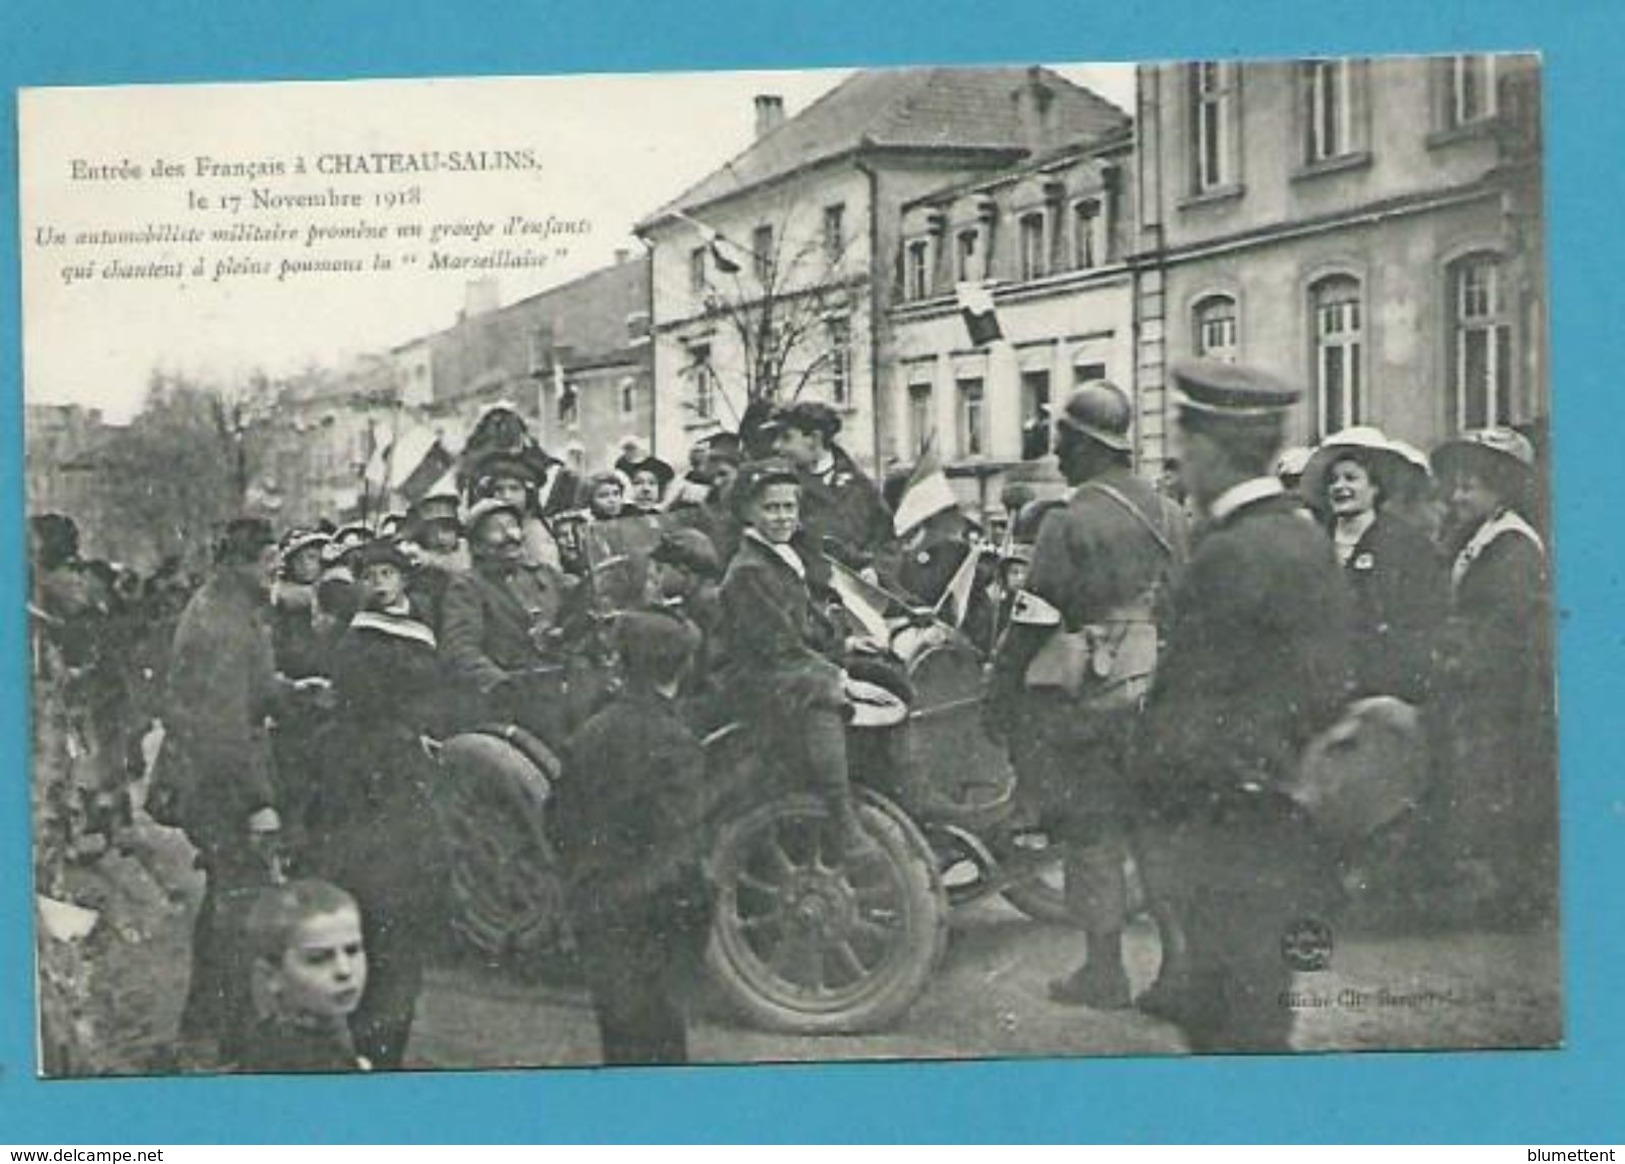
[305,538,447,1069]
[550,612,714,1065]
[238,879,370,1073]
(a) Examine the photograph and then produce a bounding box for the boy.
[550,611,714,1065]
[238,879,371,1073]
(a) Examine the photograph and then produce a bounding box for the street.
[410,897,1562,1068]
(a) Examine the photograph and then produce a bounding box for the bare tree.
[682,195,868,430]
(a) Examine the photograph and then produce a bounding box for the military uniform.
[1133,362,1355,1052]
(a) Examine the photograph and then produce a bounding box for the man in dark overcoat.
[984,382,1186,1009]
[438,497,577,742]
[158,517,301,1063]
[1132,360,1355,1053]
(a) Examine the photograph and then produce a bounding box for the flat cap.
[650,527,723,578]
[350,538,415,573]
[1170,359,1300,419]
[614,609,702,678]
[409,492,462,525]
[472,451,541,486]
[765,400,842,439]
[464,496,524,531]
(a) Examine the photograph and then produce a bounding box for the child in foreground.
[238,879,372,1073]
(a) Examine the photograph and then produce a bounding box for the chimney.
[614,248,631,265]
[754,94,786,139]
[463,276,500,318]
[1012,66,1056,154]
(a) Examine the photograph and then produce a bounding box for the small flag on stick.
[892,436,959,537]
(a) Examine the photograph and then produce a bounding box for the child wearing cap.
[550,611,715,1065]
[238,879,370,1073]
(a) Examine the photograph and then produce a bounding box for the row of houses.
[27,56,1547,539]
[640,55,1544,507]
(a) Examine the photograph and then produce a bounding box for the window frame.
[825,316,852,407]
[1190,60,1238,195]
[906,239,931,300]
[1309,274,1366,438]
[1449,54,1499,128]
[1192,293,1240,363]
[1018,211,1047,281]
[956,376,986,458]
[751,223,774,285]
[822,203,846,266]
[1449,252,1515,430]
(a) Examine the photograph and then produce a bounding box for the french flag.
[956,280,1003,347]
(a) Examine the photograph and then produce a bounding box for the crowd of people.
[29,370,1556,1069]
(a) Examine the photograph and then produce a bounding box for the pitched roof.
[640,66,1130,226]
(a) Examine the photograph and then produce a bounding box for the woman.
[621,456,675,515]
[1428,427,1556,925]
[1301,427,1446,706]
[715,461,870,853]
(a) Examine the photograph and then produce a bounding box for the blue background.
[2,0,1621,1144]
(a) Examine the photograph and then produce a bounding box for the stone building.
[637,67,1131,473]
[1132,53,1546,467]
[888,127,1135,509]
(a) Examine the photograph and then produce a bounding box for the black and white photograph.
[21,54,1558,1078]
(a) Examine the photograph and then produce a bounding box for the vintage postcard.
[19,56,1559,1079]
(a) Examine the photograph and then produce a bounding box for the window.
[686,343,717,422]
[618,376,637,416]
[1073,361,1107,388]
[826,317,851,406]
[908,381,934,457]
[1020,369,1051,460]
[822,204,846,265]
[689,247,707,294]
[1311,275,1364,436]
[1304,59,1359,163]
[1019,213,1047,281]
[752,224,774,284]
[956,229,980,283]
[1448,55,1498,127]
[1073,199,1105,270]
[558,382,580,429]
[1450,254,1514,429]
[1193,294,1239,362]
[1190,61,1237,193]
[906,240,930,300]
[957,377,986,457]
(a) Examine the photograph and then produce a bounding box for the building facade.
[888,132,1136,508]
[637,69,1132,473]
[1133,54,1546,467]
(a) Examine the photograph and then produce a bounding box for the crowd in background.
[28,380,1557,1067]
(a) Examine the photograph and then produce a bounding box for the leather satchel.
[1022,482,1175,712]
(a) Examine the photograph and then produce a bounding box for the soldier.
[983,382,1186,1009]
[767,401,898,581]
[1132,360,1355,1053]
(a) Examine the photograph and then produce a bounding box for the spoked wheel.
[436,732,571,966]
[705,787,948,1034]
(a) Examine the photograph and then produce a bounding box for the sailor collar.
[1208,476,1285,523]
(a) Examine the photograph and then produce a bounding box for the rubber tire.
[705,786,948,1035]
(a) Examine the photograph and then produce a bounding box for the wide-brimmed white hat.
[1301,426,1415,505]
